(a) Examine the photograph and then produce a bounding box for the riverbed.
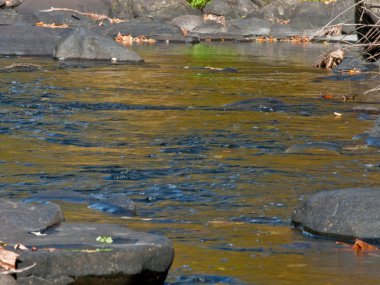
[1,42,380,284]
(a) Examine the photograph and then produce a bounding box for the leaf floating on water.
[0,247,19,271]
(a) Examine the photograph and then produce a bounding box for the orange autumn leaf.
[36,22,69,29]
[0,247,19,271]
[352,239,379,252]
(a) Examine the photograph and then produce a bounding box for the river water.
[1,42,380,284]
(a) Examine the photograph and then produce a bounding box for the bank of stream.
[1,42,380,284]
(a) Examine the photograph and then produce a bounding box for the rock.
[260,0,299,20]
[105,18,183,38]
[15,223,174,285]
[171,14,204,32]
[2,0,23,8]
[0,275,17,285]
[224,98,287,112]
[16,0,114,16]
[0,25,71,56]
[227,15,270,36]
[291,188,380,242]
[203,0,260,19]
[54,27,143,62]
[0,199,64,233]
[130,0,200,20]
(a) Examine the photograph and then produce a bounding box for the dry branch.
[40,7,126,24]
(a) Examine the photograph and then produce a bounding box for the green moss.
[187,0,210,9]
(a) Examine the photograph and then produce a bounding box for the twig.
[39,7,126,24]
[0,263,36,275]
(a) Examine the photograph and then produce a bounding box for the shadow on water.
[1,42,380,284]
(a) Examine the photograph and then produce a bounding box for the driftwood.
[40,7,126,24]
[314,49,345,69]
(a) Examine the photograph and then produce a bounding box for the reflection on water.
[1,42,380,284]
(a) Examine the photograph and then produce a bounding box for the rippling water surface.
[1,42,380,284]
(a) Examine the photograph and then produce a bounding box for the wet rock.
[224,98,287,112]
[285,142,342,154]
[16,0,114,16]
[171,14,204,33]
[131,0,200,20]
[0,63,41,73]
[0,25,71,56]
[291,188,380,242]
[0,199,64,233]
[33,10,105,28]
[203,0,260,19]
[1,0,23,8]
[0,201,174,284]
[12,223,173,284]
[24,190,137,216]
[54,27,143,62]
[105,18,183,38]
[227,15,270,36]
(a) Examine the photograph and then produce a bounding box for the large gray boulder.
[291,188,380,242]
[0,25,71,56]
[54,27,143,62]
[202,0,260,19]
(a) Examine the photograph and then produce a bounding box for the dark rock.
[224,98,287,112]
[15,223,174,285]
[0,9,37,24]
[203,0,260,19]
[0,275,17,285]
[191,22,227,34]
[260,0,299,20]
[105,18,183,38]
[24,190,137,216]
[130,0,200,20]
[171,14,204,32]
[2,0,23,8]
[0,25,72,56]
[16,0,114,16]
[54,27,143,62]
[291,188,380,242]
[227,15,270,36]
[0,199,64,233]
[0,0,5,8]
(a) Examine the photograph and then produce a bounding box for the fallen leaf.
[13,244,29,251]
[0,247,19,270]
[353,239,379,253]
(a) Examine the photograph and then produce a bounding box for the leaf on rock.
[0,247,19,271]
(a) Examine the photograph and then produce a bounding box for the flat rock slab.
[0,199,173,284]
[291,188,380,242]
[14,223,174,285]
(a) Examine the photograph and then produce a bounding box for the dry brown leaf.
[36,22,69,29]
[353,239,379,253]
[115,33,156,46]
[0,247,19,271]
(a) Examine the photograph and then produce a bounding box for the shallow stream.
[1,42,380,284]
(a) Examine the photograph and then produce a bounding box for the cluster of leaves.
[187,0,209,9]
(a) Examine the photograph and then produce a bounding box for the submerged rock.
[285,142,342,154]
[291,188,380,242]
[54,27,143,62]
[0,199,174,285]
